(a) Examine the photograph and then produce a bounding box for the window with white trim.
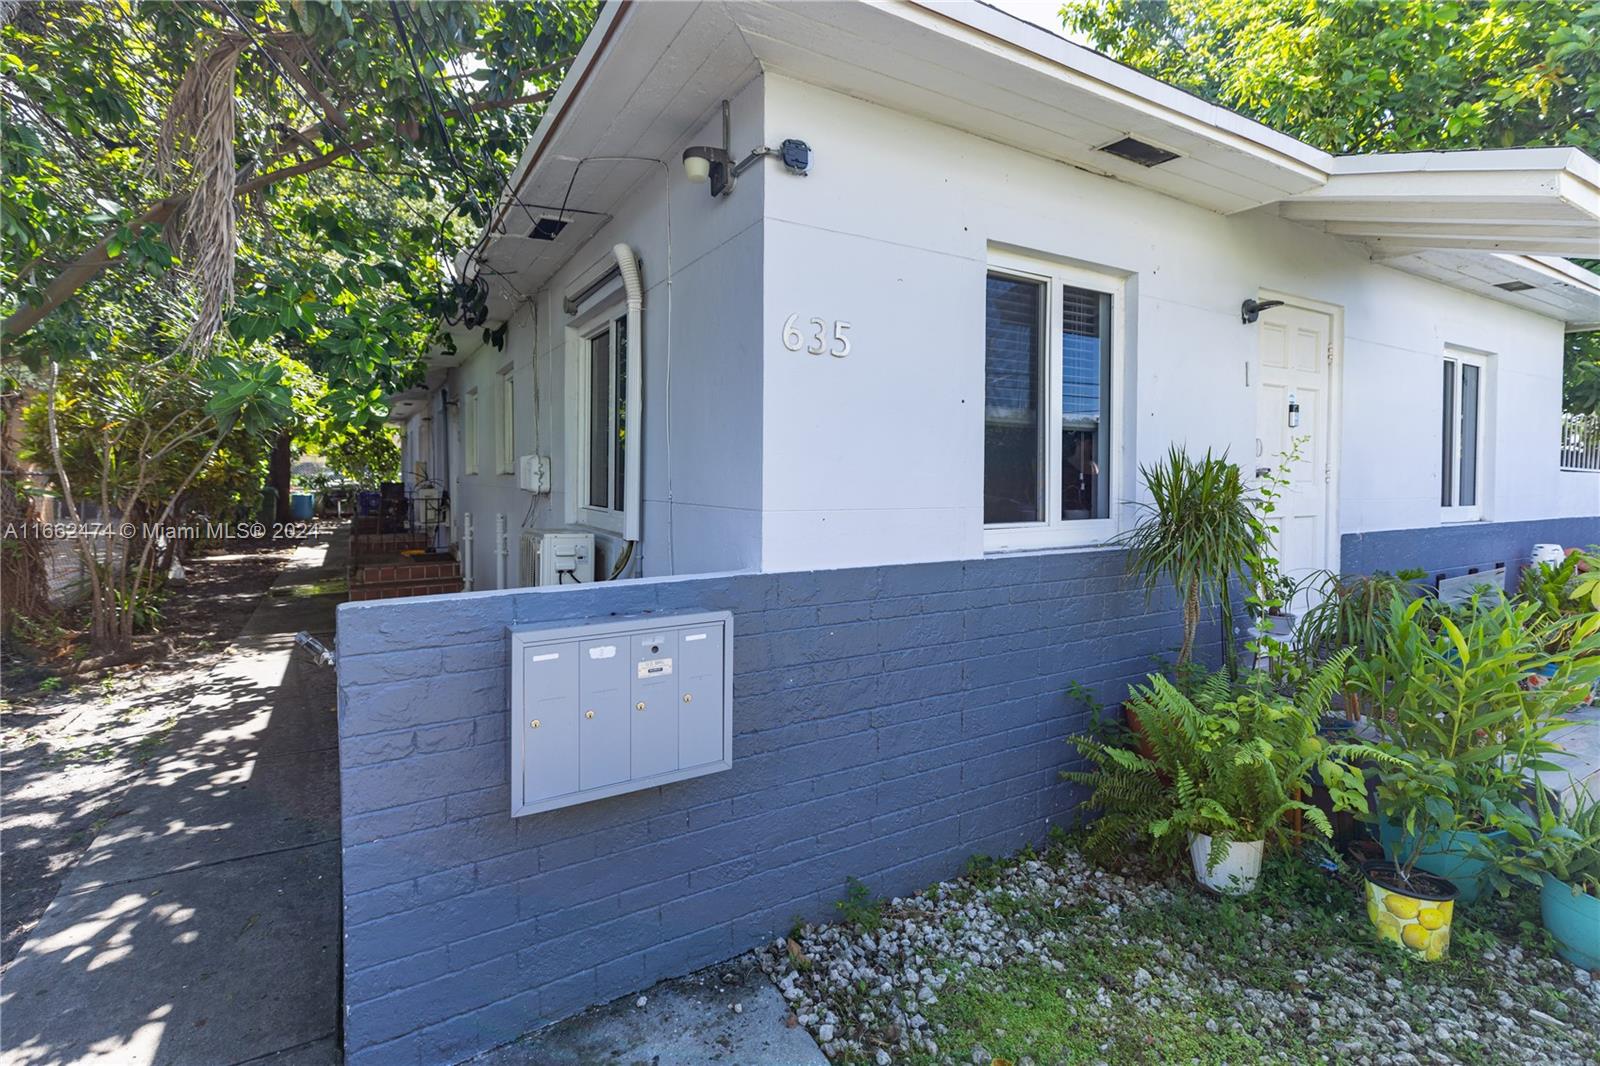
[1440,348,1487,520]
[983,252,1122,551]
[579,311,628,527]
[496,370,515,474]
[463,388,480,475]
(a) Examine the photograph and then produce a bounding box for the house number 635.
[782,314,852,358]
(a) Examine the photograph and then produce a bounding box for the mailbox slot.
[508,611,733,816]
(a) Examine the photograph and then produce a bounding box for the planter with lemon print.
[1362,861,1458,961]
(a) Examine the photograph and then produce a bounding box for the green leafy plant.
[835,876,883,932]
[1066,653,1373,869]
[1292,567,1427,719]
[1501,786,1600,899]
[1349,592,1600,888]
[1120,446,1263,674]
[1519,549,1600,654]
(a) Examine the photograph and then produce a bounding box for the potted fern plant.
[1066,653,1371,895]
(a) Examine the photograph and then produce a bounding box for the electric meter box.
[507,611,733,816]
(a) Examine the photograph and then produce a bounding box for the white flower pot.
[1189,833,1264,895]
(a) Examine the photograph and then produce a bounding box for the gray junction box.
[507,611,734,815]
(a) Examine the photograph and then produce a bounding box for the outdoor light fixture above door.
[1240,297,1286,324]
[682,100,809,199]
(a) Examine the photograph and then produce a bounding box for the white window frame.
[983,250,1126,553]
[496,368,515,475]
[567,292,630,536]
[463,388,480,475]
[1441,347,1488,523]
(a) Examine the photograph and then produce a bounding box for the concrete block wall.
[1342,517,1600,585]
[335,548,1185,1065]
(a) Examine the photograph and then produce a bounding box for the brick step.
[350,561,462,585]
[348,576,465,601]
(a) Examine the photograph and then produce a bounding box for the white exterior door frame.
[1256,289,1344,582]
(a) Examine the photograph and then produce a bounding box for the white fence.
[1561,412,1600,472]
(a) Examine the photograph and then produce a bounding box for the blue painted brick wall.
[1342,516,1600,583]
[336,549,1187,1065]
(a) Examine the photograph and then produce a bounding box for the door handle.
[1255,437,1264,458]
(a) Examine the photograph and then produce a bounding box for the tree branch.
[4,87,556,341]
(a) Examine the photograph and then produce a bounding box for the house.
[339,4,1600,1063]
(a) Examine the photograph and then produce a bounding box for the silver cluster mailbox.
[507,612,733,815]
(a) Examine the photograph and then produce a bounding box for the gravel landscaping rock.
[756,845,1600,1065]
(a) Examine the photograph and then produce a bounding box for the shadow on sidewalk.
[1,537,347,1066]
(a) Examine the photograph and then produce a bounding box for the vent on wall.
[1097,136,1181,167]
[1494,280,1536,292]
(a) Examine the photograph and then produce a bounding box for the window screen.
[1458,362,1479,508]
[1440,360,1455,507]
[588,331,610,509]
[1061,285,1111,520]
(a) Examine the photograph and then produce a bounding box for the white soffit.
[1275,148,1600,258]
[472,1,759,314]
[1378,252,1600,331]
[384,388,430,423]
[472,1,1600,326]
[471,0,1336,310]
[729,0,1330,211]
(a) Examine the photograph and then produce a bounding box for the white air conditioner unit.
[518,530,594,587]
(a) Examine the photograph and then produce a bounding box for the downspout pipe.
[613,243,644,544]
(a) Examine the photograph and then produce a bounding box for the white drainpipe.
[461,512,474,591]
[494,513,508,589]
[613,243,644,544]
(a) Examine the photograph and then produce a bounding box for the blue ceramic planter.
[1377,816,1507,904]
[1541,873,1600,970]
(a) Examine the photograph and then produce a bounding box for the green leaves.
[1062,0,1600,410]
[1070,657,1369,870]
[1121,446,1262,670]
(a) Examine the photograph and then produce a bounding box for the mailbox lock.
[636,701,646,711]
[530,719,541,729]
[683,693,693,703]
[585,710,595,719]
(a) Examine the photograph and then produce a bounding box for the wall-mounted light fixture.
[682,100,809,199]
[1240,297,1285,324]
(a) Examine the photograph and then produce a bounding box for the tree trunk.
[270,431,292,527]
[1178,579,1201,666]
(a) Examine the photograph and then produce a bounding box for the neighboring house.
[343,4,1600,1063]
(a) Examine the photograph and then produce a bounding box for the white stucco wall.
[425,70,1589,584]
[755,74,1587,572]
[442,77,767,586]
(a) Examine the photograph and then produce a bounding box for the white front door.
[1255,300,1338,606]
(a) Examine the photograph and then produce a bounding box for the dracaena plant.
[1066,651,1374,870]
[1120,446,1263,676]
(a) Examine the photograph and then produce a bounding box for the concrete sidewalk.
[1,535,348,1066]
